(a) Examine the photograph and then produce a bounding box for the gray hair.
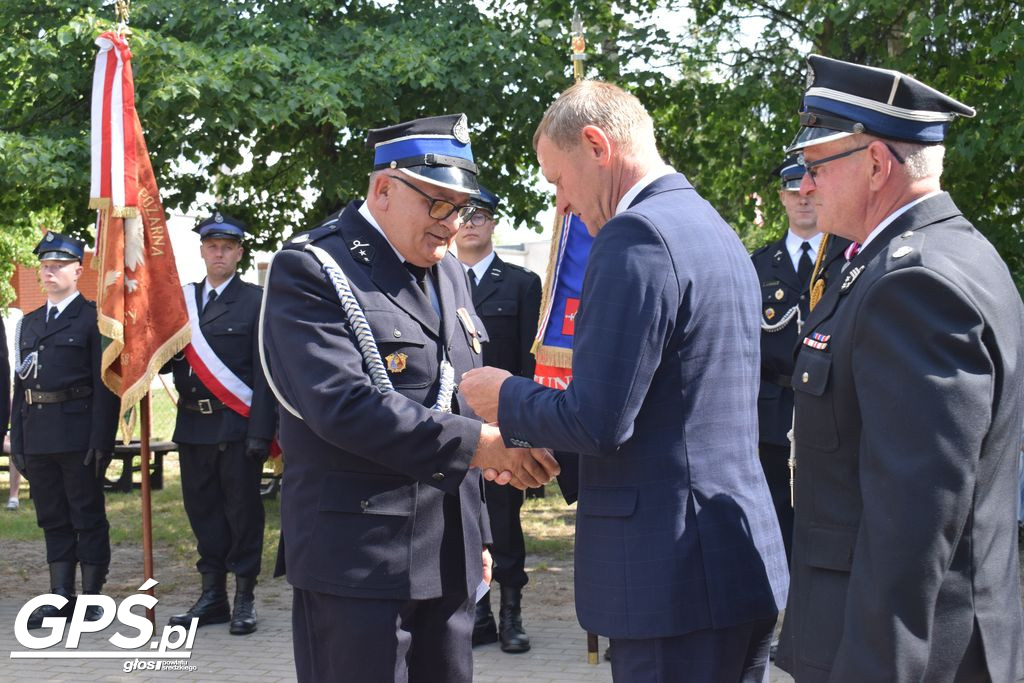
[533,80,656,155]
[888,141,945,180]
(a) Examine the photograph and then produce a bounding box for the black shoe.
[229,576,258,635]
[168,574,230,627]
[80,563,109,622]
[28,561,77,629]
[498,586,531,653]
[472,593,498,646]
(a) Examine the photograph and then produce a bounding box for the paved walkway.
[1,595,792,682]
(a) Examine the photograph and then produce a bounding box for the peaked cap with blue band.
[367,113,480,195]
[469,185,500,213]
[34,232,85,261]
[194,211,247,241]
[771,156,806,191]
[788,54,976,153]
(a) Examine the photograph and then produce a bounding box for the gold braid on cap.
[808,233,830,310]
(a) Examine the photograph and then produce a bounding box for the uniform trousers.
[609,617,776,683]
[757,442,793,564]
[292,587,474,683]
[483,480,527,588]
[178,441,264,578]
[26,450,110,565]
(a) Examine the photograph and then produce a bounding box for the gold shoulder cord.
[791,233,830,506]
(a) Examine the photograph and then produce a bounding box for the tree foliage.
[649,0,1024,286]
[0,0,677,276]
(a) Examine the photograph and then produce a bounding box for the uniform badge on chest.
[801,332,831,350]
[456,307,482,354]
[385,352,408,373]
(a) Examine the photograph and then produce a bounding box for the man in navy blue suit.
[462,81,789,682]
[261,114,559,682]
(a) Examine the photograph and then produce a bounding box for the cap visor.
[786,126,853,153]
[400,167,480,196]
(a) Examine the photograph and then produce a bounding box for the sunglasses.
[388,175,478,222]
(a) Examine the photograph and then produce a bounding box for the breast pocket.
[366,311,434,389]
[205,322,251,365]
[54,332,89,369]
[792,349,839,451]
[477,300,517,340]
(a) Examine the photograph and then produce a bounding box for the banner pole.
[140,393,155,624]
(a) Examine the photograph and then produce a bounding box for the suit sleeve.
[518,272,541,379]
[497,215,674,455]
[262,249,482,494]
[89,308,120,452]
[246,288,277,441]
[830,266,994,680]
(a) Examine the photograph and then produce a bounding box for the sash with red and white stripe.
[182,284,252,417]
[90,31,138,213]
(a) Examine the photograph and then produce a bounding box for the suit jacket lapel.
[199,275,238,325]
[39,294,83,340]
[342,206,441,336]
[471,255,503,307]
[436,259,460,348]
[770,239,803,292]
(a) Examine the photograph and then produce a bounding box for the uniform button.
[802,372,809,384]
[360,500,369,510]
[800,295,806,300]
[39,344,45,350]
[393,329,402,338]
[37,405,43,410]
[432,472,445,481]
[190,387,196,393]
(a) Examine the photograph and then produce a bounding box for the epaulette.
[504,262,533,274]
[751,243,772,259]
[283,210,344,249]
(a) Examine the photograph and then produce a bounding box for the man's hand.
[246,437,271,463]
[470,424,560,490]
[460,367,512,423]
[83,449,112,478]
[482,547,493,586]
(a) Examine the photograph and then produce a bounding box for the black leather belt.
[761,370,792,388]
[183,398,228,414]
[25,385,92,405]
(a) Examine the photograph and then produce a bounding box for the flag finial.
[570,9,586,83]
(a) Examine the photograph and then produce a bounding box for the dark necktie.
[404,263,429,297]
[204,289,218,314]
[468,268,478,291]
[47,306,58,326]
[797,241,814,285]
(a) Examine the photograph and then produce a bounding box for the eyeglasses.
[468,211,494,227]
[388,175,477,222]
[798,143,906,185]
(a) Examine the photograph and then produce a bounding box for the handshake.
[463,366,560,491]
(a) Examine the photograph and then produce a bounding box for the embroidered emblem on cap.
[893,246,913,258]
[385,352,408,374]
[841,265,865,292]
[452,114,470,144]
[215,211,224,223]
[45,233,54,242]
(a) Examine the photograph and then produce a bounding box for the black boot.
[80,563,108,622]
[471,592,498,646]
[28,561,76,629]
[498,586,531,653]
[229,576,258,635]
[168,573,230,627]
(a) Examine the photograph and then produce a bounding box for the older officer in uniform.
[164,213,276,635]
[11,232,119,629]
[462,81,788,683]
[260,114,559,682]
[751,157,848,563]
[456,186,542,653]
[776,55,1024,682]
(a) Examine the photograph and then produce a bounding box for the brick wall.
[9,252,99,313]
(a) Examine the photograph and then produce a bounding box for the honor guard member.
[260,114,559,683]
[1,315,11,508]
[11,232,119,629]
[776,55,1024,682]
[163,213,277,635]
[456,185,542,653]
[751,157,848,563]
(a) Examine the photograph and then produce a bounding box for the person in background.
[456,185,542,654]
